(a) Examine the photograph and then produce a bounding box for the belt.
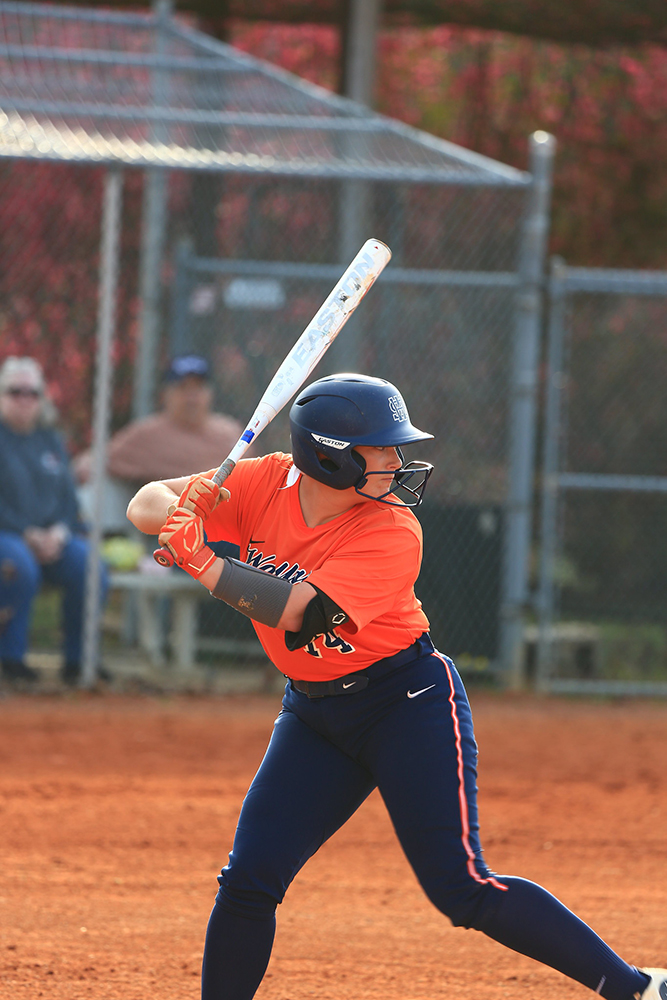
[291,674,369,698]
[289,633,433,699]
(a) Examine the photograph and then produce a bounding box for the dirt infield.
[1,689,666,1000]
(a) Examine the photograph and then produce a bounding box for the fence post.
[334,0,382,372]
[80,167,124,688]
[134,168,168,417]
[535,256,568,691]
[133,0,173,418]
[499,130,555,688]
[170,237,194,356]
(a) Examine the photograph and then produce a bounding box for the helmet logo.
[311,433,350,450]
[388,394,408,422]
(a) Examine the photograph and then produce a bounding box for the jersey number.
[305,630,356,658]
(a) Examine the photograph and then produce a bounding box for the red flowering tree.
[231,20,667,268]
[0,161,144,451]
[2,13,666,450]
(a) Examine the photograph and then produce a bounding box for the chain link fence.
[536,261,667,695]
[0,160,143,450]
[0,2,550,684]
[169,178,528,668]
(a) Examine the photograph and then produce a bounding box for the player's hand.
[175,475,230,520]
[158,508,217,579]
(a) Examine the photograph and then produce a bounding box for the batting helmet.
[289,373,434,506]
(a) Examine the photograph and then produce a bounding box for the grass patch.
[28,587,128,654]
[29,588,61,650]
[597,621,667,681]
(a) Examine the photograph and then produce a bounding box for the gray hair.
[0,356,58,427]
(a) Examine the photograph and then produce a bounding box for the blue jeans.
[0,531,109,664]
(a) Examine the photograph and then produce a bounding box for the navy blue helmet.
[289,373,433,507]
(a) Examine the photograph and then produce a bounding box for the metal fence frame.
[168,131,554,689]
[536,257,667,695]
[0,1,555,686]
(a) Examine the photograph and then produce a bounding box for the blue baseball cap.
[164,354,210,382]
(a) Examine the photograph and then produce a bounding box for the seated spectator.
[0,356,109,686]
[74,354,245,489]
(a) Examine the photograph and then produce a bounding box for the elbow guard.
[211,557,292,627]
[285,587,349,651]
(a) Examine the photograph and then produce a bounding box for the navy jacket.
[0,421,81,534]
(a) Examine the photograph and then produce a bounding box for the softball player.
[128,374,665,1000]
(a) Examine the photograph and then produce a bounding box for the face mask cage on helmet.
[289,374,434,507]
[353,448,434,508]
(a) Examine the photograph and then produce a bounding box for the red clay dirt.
[1,690,666,1000]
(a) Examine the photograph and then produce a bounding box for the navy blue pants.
[202,636,648,1000]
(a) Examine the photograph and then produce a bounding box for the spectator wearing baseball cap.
[163,354,211,382]
[74,355,245,488]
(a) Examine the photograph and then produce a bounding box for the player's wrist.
[180,544,217,579]
[197,554,223,589]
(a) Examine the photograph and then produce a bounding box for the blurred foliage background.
[49,0,667,269]
[3,0,666,445]
[224,16,667,270]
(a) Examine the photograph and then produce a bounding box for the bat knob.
[153,547,175,568]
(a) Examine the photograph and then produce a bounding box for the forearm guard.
[211,557,292,627]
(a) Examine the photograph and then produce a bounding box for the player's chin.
[364,479,396,500]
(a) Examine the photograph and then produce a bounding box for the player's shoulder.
[229,451,293,487]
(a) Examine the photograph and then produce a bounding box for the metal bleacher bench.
[80,477,206,671]
[109,567,266,672]
[84,477,262,671]
[85,477,262,671]
[109,568,203,670]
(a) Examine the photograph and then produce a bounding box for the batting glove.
[176,474,230,520]
[158,508,217,579]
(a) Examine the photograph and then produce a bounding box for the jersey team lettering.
[246,547,309,584]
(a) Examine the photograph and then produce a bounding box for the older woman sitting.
[0,356,109,685]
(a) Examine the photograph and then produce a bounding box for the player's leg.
[0,531,41,681]
[41,535,110,683]
[362,650,650,1000]
[202,699,375,1000]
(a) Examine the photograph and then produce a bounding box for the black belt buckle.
[292,673,369,698]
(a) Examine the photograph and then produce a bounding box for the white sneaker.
[638,969,667,1000]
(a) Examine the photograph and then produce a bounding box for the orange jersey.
[204,452,430,681]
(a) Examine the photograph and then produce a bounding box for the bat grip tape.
[210,557,291,627]
[213,458,236,487]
